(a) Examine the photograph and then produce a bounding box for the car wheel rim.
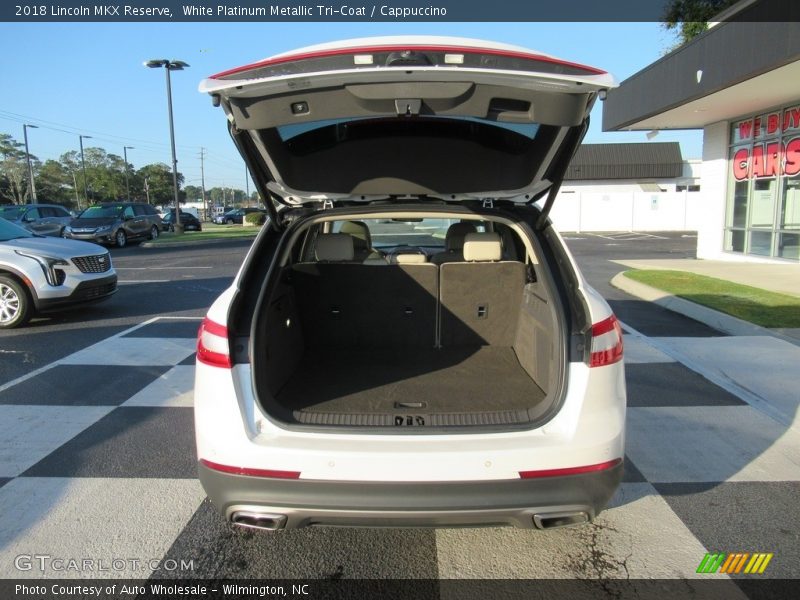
[0,284,20,323]
[116,231,126,246]
[152,226,159,239]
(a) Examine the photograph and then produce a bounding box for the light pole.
[145,59,188,234]
[22,124,38,203]
[123,146,134,201]
[78,134,92,209]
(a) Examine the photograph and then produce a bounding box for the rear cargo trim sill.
[292,409,532,427]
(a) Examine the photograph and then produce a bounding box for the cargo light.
[197,317,231,368]
[589,314,624,368]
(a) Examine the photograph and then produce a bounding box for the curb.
[140,236,257,249]
[611,272,800,347]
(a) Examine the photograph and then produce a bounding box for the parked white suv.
[0,218,117,328]
[194,37,625,531]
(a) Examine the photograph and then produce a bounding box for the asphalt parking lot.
[0,232,797,593]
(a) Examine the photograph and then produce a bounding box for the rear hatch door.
[200,36,616,224]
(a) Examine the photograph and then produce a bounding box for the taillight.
[589,314,623,368]
[197,317,231,368]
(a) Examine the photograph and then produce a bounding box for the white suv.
[194,37,625,531]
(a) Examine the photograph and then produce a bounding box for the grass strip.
[624,269,800,328]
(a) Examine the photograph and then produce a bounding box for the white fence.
[547,191,702,232]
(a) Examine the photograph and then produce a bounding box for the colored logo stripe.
[697,552,773,574]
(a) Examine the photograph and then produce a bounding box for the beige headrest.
[396,254,427,264]
[315,233,354,262]
[463,232,502,262]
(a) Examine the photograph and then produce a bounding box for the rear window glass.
[331,218,485,249]
[278,116,540,141]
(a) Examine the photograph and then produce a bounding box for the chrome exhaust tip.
[533,511,590,530]
[231,511,287,531]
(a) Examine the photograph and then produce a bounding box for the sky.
[0,21,704,193]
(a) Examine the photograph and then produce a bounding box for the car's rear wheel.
[115,229,127,248]
[148,225,159,240]
[0,275,32,329]
[226,218,234,225]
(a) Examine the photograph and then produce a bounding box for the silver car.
[0,218,117,328]
[0,203,73,237]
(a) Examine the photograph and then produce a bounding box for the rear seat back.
[439,232,526,347]
[291,260,438,348]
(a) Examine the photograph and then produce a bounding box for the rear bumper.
[198,459,623,529]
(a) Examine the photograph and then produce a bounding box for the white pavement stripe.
[618,321,798,432]
[0,317,163,395]
[122,366,195,407]
[0,478,206,579]
[435,483,736,581]
[655,336,800,429]
[118,280,170,284]
[626,406,800,483]
[0,406,114,477]
[622,336,676,364]
[58,338,196,366]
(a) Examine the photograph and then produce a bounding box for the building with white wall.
[603,0,800,262]
[548,142,702,232]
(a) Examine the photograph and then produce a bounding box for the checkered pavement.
[0,317,797,581]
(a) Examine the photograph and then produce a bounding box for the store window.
[725,103,800,259]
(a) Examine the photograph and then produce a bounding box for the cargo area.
[252,218,561,428]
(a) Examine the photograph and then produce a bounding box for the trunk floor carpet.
[275,346,545,415]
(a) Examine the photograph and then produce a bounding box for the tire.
[226,218,234,225]
[168,224,175,233]
[0,275,32,329]
[148,225,159,240]
[115,229,127,248]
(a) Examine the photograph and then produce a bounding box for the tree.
[36,159,75,205]
[662,0,739,47]
[184,185,203,203]
[0,133,34,205]
[135,163,184,205]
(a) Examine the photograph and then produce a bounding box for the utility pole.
[144,177,150,204]
[245,165,250,204]
[200,147,207,220]
[23,124,38,203]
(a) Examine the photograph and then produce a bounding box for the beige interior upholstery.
[396,254,428,264]
[463,232,502,262]
[430,222,477,265]
[339,220,372,250]
[315,233,354,262]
